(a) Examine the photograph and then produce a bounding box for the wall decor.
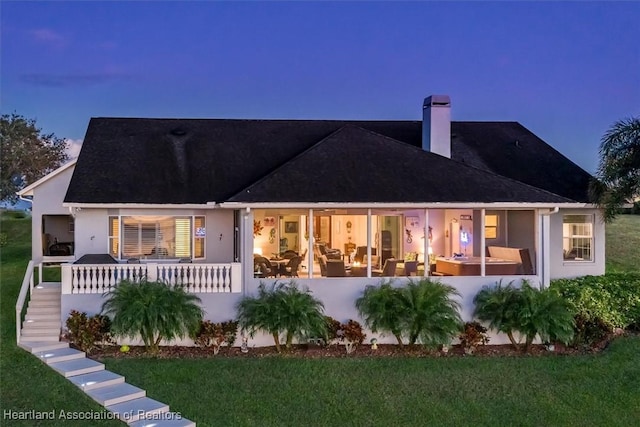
[264,216,276,227]
[405,216,419,228]
[284,221,298,233]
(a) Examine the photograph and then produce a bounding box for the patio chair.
[326,260,347,277]
[316,243,341,260]
[280,256,302,277]
[403,260,418,276]
[372,258,397,277]
[253,256,275,278]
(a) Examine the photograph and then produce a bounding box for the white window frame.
[108,215,206,261]
[562,214,594,262]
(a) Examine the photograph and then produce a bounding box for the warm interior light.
[253,248,263,256]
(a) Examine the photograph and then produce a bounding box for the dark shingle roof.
[64,117,590,204]
[228,126,572,203]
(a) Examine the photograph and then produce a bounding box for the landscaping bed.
[89,336,619,361]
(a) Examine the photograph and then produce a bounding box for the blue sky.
[2,1,639,173]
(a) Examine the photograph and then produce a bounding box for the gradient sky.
[2,1,639,173]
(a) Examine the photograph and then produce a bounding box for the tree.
[590,117,640,222]
[0,113,69,202]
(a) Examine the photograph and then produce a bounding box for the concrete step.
[69,370,125,391]
[87,383,146,407]
[28,299,61,308]
[33,283,62,293]
[130,415,196,427]
[23,319,60,328]
[25,312,61,321]
[30,290,60,299]
[27,306,61,315]
[34,347,85,364]
[21,326,60,336]
[107,397,169,424]
[19,332,60,341]
[50,358,104,377]
[19,341,68,353]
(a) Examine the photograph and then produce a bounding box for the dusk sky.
[2,1,639,174]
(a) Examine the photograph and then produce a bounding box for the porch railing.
[15,260,35,343]
[61,262,242,295]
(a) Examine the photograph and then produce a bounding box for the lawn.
[1,212,639,426]
[606,214,640,273]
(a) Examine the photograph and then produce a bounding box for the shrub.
[458,321,489,353]
[340,319,366,354]
[101,279,204,354]
[321,316,343,346]
[236,281,326,352]
[400,279,462,349]
[474,280,574,352]
[356,279,462,349]
[355,280,405,345]
[573,314,612,347]
[551,273,640,330]
[0,232,7,248]
[65,310,113,354]
[194,320,239,354]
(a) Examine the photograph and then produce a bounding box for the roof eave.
[17,160,77,197]
[219,201,594,210]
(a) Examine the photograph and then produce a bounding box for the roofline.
[63,202,216,209]
[219,202,595,210]
[17,160,77,197]
[61,201,596,210]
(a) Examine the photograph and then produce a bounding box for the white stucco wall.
[30,165,75,261]
[549,208,605,279]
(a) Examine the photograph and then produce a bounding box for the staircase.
[21,282,62,342]
[18,283,195,426]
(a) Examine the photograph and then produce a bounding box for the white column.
[366,209,372,277]
[308,209,314,279]
[480,209,486,277]
[61,264,72,294]
[147,263,158,282]
[542,213,551,288]
[231,262,242,293]
[424,209,430,277]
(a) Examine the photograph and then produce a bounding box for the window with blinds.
[109,216,119,257]
[117,215,205,259]
[562,215,594,261]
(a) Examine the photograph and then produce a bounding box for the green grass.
[105,339,640,427]
[606,215,640,273]
[2,212,640,426]
[0,212,121,426]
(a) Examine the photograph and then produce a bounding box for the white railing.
[15,260,35,344]
[61,262,242,294]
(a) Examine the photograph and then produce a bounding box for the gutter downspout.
[540,207,560,288]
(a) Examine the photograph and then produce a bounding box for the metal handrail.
[15,260,35,344]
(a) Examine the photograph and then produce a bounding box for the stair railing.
[15,260,35,344]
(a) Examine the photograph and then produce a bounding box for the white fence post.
[61,264,72,294]
[231,262,242,293]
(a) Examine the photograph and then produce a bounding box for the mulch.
[88,336,620,361]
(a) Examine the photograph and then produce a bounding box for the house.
[17,95,603,346]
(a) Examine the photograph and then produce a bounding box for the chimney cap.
[423,95,451,108]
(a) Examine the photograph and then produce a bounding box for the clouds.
[65,138,83,159]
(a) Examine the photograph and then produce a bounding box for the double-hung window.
[562,215,593,261]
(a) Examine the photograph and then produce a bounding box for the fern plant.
[473,280,523,349]
[236,281,326,352]
[101,279,204,354]
[474,280,574,352]
[400,279,462,349]
[355,280,405,345]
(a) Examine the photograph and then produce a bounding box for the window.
[109,216,119,257]
[485,214,498,239]
[111,216,206,260]
[563,215,593,261]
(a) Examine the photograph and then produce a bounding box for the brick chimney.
[422,95,451,158]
